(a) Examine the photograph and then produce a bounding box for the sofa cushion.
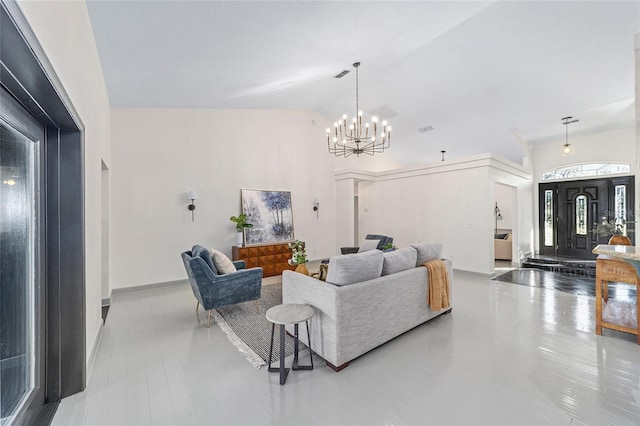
[208,249,237,274]
[410,242,443,266]
[326,250,384,286]
[358,238,380,253]
[382,247,417,276]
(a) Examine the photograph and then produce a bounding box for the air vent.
[334,70,350,78]
[418,125,434,133]
[369,104,399,119]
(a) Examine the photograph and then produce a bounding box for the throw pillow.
[410,242,443,266]
[382,247,417,275]
[208,249,237,275]
[358,238,380,253]
[326,249,384,286]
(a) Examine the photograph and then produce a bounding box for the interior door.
[539,177,635,259]
[556,180,608,258]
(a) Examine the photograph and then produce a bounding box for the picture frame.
[241,189,294,245]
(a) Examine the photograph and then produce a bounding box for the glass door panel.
[0,123,36,423]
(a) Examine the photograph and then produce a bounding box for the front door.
[539,176,635,259]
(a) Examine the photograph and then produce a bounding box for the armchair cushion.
[358,238,380,253]
[192,244,217,274]
[341,234,393,254]
[209,248,237,274]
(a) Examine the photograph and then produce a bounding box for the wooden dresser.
[232,243,295,277]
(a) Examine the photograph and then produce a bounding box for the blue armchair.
[341,234,394,255]
[181,245,263,327]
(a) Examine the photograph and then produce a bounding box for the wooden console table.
[591,244,640,344]
[232,243,295,277]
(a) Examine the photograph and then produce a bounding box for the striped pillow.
[208,249,237,274]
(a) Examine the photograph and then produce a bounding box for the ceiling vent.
[418,125,434,133]
[334,70,350,78]
[369,104,399,119]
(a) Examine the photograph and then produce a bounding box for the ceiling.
[86,0,640,165]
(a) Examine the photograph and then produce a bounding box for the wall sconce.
[313,197,320,218]
[494,202,503,235]
[187,190,198,222]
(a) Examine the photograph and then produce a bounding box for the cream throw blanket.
[422,260,450,310]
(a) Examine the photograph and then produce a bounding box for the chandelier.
[326,62,391,157]
[561,116,578,156]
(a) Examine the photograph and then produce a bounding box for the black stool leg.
[267,323,276,371]
[278,324,289,384]
[306,320,313,369]
[292,323,299,369]
[292,320,313,371]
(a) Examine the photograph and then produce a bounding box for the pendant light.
[561,116,578,156]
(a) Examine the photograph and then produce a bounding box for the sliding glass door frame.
[1,1,86,423]
[0,88,46,425]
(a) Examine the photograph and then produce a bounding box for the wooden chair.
[595,235,639,344]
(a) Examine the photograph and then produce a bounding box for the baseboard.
[453,268,494,279]
[111,279,188,295]
[87,319,104,382]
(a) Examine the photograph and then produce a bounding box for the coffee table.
[266,303,314,385]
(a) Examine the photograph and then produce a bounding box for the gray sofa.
[282,243,452,371]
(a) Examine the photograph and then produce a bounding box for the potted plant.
[287,239,308,275]
[591,216,635,245]
[230,214,253,246]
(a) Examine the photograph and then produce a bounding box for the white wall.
[110,108,344,288]
[341,155,532,275]
[18,0,112,362]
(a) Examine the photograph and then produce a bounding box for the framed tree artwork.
[241,189,295,245]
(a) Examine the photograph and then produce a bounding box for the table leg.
[278,324,288,384]
[292,320,313,371]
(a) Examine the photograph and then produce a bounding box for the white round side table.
[266,303,314,385]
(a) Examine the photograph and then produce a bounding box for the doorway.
[539,176,635,259]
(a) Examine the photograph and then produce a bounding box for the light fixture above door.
[561,116,579,156]
[326,62,391,157]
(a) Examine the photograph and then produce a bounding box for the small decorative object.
[288,239,308,275]
[230,213,253,246]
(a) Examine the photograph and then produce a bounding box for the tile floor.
[53,272,640,425]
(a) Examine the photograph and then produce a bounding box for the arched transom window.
[541,163,631,181]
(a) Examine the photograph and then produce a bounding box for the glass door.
[0,104,44,424]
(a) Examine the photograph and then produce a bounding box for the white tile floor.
[53,272,640,425]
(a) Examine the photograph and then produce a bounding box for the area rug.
[493,268,637,302]
[211,280,307,368]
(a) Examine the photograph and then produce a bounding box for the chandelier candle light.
[327,62,391,157]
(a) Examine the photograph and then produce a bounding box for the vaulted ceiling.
[86,1,640,165]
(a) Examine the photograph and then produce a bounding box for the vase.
[236,232,243,246]
[295,263,309,276]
